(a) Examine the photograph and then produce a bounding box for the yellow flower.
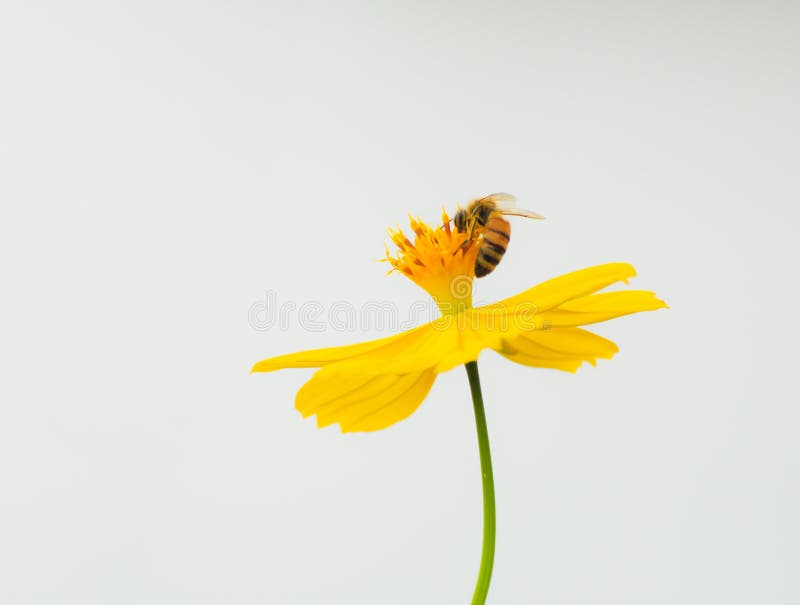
[252,210,666,433]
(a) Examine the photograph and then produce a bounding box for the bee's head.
[453,207,468,232]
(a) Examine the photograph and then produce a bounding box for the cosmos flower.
[252,200,666,604]
[251,210,666,433]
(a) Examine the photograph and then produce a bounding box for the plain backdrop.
[1,1,798,604]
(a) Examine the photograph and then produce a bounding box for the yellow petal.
[322,312,500,376]
[496,327,619,372]
[251,264,660,375]
[498,262,637,313]
[538,290,667,327]
[520,327,619,360]
[251,323,432,373]
[253,286,665,379]
[295,367,437,432]
[495,349,586,372]
[316,287,664,377]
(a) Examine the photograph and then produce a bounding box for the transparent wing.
[475,192,517,209]
[500,208,545,220]
[476,192,545,219]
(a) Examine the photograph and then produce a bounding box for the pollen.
[384,210,479,313]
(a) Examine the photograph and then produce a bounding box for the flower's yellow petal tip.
[603,261,636,275]
[251,360,274,373]
[643,294,669,311]
[618,263,636,285]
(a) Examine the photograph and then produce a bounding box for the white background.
[2,1,798,603]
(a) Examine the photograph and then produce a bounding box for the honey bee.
[453,193,544,277]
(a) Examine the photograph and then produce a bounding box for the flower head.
[253,211,666,433]
[384,209,478,313]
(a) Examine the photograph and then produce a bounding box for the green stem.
[465,361,495,605]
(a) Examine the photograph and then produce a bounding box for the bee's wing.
[478,192,517,207]
[470,193,545,219]
[499,208,545,220]
[483,193,545,219]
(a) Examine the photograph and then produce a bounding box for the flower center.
[384,210,480,314]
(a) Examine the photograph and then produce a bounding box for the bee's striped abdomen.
[475,216,510,278]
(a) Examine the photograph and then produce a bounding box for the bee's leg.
[454,220,477,255]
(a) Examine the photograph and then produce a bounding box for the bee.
[453,193,545,278]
